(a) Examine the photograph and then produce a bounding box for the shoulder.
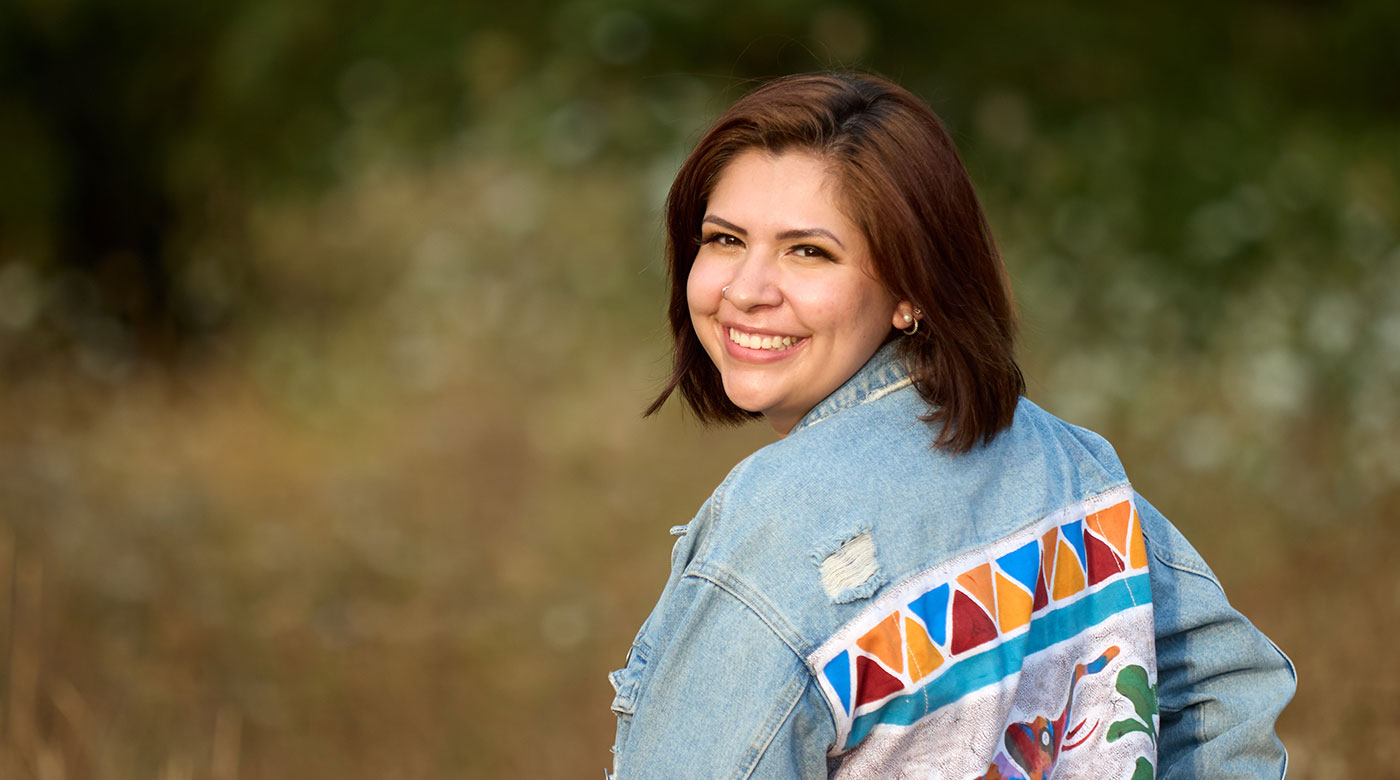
[694,383,930,574]
[718,393,1132,540]
[690,389,1136,634]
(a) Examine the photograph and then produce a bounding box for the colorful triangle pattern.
[820,497,1150,718]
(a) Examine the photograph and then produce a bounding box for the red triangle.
[1085,532,1126,585]
[854,654,904,707]
[1032,569,1049,611]
[950,590,998,655]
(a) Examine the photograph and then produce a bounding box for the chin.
[719,382,773,417]
[722,393,768,416]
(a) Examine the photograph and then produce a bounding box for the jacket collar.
[789,341,913,435]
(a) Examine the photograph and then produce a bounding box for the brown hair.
[645,72,1024,453]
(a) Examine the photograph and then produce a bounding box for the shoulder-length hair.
[645,72,1024,453]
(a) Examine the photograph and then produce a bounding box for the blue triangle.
[824,650,852,715]
[1063,519,1088,570]
[996,540,1040,593]
[907,583,950,647]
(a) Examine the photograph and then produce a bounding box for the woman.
[610,73,1294,780]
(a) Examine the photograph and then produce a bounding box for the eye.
[700,232,743,249]
[791,244,834,261]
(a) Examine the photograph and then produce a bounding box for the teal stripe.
[845,572,1152,748]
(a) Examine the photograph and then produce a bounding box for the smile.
[728,327,804,351]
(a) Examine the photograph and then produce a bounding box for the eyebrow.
[702,215,846,250]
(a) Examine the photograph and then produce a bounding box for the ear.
[891,301,919,330]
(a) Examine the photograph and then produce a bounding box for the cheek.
[790,279,892,334]
[849,280,898,333]
[686,255,724,314]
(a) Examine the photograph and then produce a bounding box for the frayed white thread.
[819,532,880,599]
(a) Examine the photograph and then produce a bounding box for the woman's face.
[687,149,911,435]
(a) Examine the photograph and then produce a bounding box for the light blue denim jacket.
[610,344,1294,779]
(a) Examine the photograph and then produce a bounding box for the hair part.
[645,72,1025,453]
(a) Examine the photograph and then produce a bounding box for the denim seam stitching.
[677,571,823,780]
[1142,528,1219,584]
[696,453,758,566]
[733,673,814,780]
[690,563,813,658]
[801,376,913,431]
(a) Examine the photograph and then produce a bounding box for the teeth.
[728,328,799,351]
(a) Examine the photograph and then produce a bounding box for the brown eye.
[701,233,742,248]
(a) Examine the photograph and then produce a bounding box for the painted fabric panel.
[811,485,1159,780]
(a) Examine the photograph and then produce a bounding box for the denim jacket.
[610,344,1295,779]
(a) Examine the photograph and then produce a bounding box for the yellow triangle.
[1128,505,1149,569]
[904,616,944,681]
[1052,539,1086,600]
[995,573,1033,633]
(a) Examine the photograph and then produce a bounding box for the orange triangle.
[956,563,997,616]
[1087,501,1132,557]
[995,573,1033,633]
[1128,505,1149,569]
[857,613,904,674]
[1041,528,1059,583]
[904,616,944,681]
[1052,539,1086,600]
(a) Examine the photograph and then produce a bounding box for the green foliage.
[1108,664,1159,747]
[2,0,1398,362]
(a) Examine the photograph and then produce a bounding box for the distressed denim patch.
[814,529,887,603]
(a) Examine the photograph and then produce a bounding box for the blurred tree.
[0,0,499,363]
[0,2,239,355]
[0,0,1396,367]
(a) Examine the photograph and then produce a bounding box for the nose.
[723,252,782,309]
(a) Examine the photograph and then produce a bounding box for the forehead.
[707,149,856,229]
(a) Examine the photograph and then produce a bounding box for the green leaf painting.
[1107,664,1159,748]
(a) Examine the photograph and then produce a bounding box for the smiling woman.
[615,73,1294,780]
[686,150,904,434]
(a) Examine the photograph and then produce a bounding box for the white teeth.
[728,328,800,351]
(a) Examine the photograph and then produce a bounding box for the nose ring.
[722,285,731,298]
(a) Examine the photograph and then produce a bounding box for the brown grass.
[2,146,1394,779]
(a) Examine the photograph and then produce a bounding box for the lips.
[727,326,805,351]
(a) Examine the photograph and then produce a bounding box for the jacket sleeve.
[1136,492,1296,780]
[608,572,835,780]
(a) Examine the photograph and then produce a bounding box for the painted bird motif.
[973,645,1120,780]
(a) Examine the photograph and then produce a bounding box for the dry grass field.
[1,291,1395,778]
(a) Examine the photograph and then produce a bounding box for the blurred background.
[1,0,1397,777]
